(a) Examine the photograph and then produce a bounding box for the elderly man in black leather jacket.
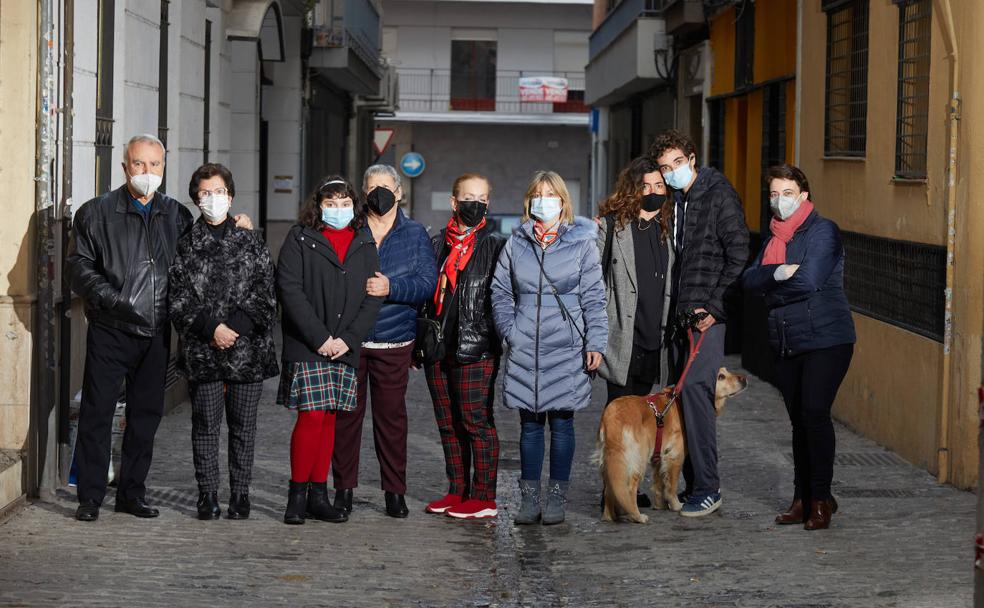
[67,134,249,522]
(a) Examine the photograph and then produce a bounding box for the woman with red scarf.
[742,164,856,531]
[422,174,506,519]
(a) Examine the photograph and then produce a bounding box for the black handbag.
[414,294,451,364]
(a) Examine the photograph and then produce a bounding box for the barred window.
[894,0,931,179]
[823,0,870,157]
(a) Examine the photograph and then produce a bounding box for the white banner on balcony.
[519,77,569,103]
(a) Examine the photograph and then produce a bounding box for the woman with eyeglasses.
[595,156,675,509]
[490,170,608,526]
[421,173,506,520]
[276,176,384,525]
[742,164,855,530]
[168,163,279,521]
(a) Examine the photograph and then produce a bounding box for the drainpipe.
[933,0,959,485]
[58,0,75,486]
[31,0,57,496]
[794,0,803,165]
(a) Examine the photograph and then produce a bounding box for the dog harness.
[647,327,706,466]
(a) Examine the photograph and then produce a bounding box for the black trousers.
[76,322,169,504]
[774,343,854,502]
[606,345,661,402]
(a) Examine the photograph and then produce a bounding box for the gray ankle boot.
[542,479,569,525]
[514,479,541,525]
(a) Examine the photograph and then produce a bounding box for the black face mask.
[641,192,666,212]
[367,187,397,216]
[456,200,488,227]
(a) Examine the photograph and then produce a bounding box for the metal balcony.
[589,0,664,61]
[309,0,383,95]
[396,69,588,115]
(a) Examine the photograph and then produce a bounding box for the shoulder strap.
[602,214,615,281]
[533,246,587,345]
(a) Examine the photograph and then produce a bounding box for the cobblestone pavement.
[0,355,974,607]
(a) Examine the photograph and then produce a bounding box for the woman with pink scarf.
[742,164,856,531]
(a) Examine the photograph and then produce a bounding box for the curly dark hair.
[188,163,235,203]
[598,156,671,240]
[766,164,812,197]
[299,175,367,230]
[648,129,697,165]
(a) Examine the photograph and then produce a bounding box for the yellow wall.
[799,0,984,488]
[0,0,39,506]
[754,0,797,83]
[709,7,736,96]
[708,2,796,232]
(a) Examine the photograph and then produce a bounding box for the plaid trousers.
[424,357,499,501]
[189,380,263,494]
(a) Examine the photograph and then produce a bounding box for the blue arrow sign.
[399,152,426,178]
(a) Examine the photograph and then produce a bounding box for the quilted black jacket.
[671,167,750,322]
[168,218,279,383]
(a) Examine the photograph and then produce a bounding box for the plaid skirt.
[276,361,358,412]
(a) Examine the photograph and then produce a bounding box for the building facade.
[0,0,389,513]
[377,0,593,231]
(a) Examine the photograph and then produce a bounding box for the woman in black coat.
[276,176,384,525]
[168,163,279,521]
[742,164,856,531]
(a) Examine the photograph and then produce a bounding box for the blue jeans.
[519,410,575,481]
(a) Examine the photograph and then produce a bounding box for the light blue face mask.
[530,196,562,222]
[663,158,695,191]
[321,206,354,229]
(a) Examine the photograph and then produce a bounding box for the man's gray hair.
[123,133,167,163]
[362,164,401,192]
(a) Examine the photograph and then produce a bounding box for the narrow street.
[0,356,973,607]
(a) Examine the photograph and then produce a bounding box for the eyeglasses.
[197,188,229,200]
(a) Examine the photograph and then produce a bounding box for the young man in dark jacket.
[422,174,506,520]
[651,130,750,517]
[67,135,251,523]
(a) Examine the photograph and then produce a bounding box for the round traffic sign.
[399,152,426,178]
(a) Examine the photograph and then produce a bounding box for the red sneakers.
[425,494,463,514]
[446,499,498,519]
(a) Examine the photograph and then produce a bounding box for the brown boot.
[804,499,834,530]
[775,498,805,525]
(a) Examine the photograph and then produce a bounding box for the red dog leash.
[647,327,707,466]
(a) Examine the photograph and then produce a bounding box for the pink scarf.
[763,200,815,265]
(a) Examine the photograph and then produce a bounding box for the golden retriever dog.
[594,368,747,523]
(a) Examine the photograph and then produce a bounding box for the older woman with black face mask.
[420,173,506,520]
[168,163,278,521]
[742,164,855,531]
[331,164,438,518]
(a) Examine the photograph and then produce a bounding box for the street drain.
[786,452,906,466]
[836,488,920,498]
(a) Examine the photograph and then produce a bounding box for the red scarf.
[533,220,559,246]
[763,200,815,265]
[433,216,486,315]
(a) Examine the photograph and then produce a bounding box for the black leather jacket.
[430,223,506,363]
[67,186,194,337]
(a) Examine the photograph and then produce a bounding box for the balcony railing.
[396,68,588,114]
[590,0,664,60]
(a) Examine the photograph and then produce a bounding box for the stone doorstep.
[0,451,24,517]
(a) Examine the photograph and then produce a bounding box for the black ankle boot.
[334,488,354,514]
[197,491,221,520]
[284,481,308,525]
[228,493,250,520]
[307,482,348,523]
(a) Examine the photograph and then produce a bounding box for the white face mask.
[129,172,163,198]
[530,196,563,222]
[770,194,803,221]
[199,194,231,222]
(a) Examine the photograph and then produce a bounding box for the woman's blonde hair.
[522,170,574,224]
